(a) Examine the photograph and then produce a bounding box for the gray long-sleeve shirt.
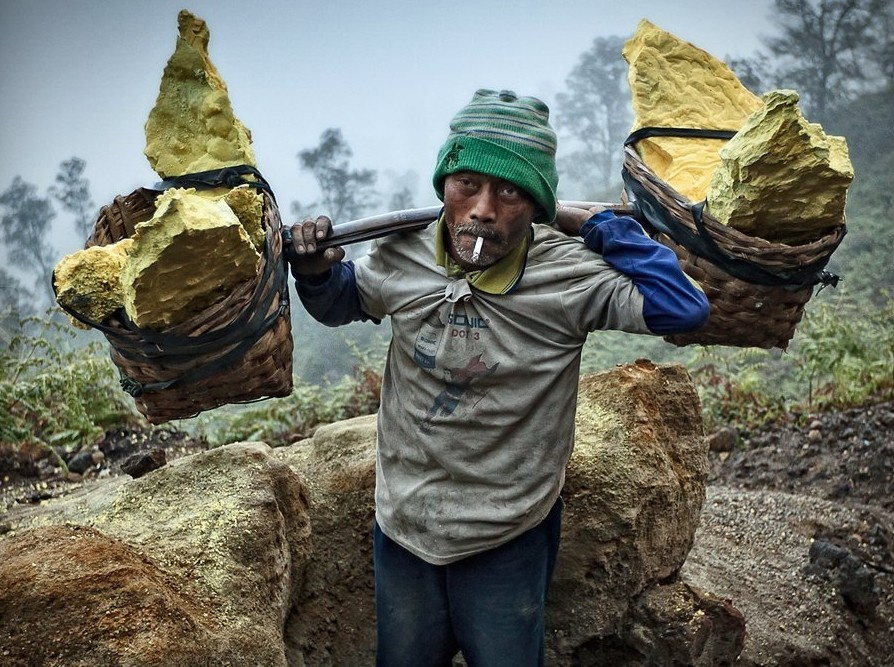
[297,213,707,563]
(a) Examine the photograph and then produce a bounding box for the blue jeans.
[374,498,562,667]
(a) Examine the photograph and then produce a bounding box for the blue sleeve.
[294,261,379,327]
[580,211,710,335]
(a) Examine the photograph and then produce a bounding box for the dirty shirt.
[297,212,706,565]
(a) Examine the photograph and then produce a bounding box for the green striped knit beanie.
[432,89,559,223]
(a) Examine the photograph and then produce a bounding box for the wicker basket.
[76,187,293,423]
[621,144,846,349]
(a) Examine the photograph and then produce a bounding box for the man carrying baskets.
[286,88,709,667]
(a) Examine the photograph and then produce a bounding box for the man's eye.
[500,185,522,200]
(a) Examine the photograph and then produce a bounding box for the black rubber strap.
[117,284,289,396]
[625,127,737,145]
[156,165,276,201]
[621,166,844,289]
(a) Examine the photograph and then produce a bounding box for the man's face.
[443,171,537,271]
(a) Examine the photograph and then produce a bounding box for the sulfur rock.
[183,186,267,250]
[623,19,762,202]
[144,10,256,179]
[223,187,265,250]
[121,188,260,330]
[53,240,134,329]
[706,90,853,244]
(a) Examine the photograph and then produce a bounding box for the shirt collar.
[434,213,530,295]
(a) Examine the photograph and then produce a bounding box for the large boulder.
[277,414,379,666]
[274,361,741,665]
[0,443,311,667]
[547,361,719,662]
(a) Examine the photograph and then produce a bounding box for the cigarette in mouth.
[471,236,484,263]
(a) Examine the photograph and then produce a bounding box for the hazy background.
[1,0,890,448]
[1,0,774,259]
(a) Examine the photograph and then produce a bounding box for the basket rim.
[623,145,846,255]
[622,145,846,288]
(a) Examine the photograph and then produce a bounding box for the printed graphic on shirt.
[413,309,447,370]
[412,300,495,431]
[421,354,498,433]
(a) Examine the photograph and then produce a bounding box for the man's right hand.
[287,216,346,278]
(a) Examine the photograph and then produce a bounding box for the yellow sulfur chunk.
[54,241,134,329]
[707,90,853,244]
[187,186,267,251]
[121,189,260,330]
[144,10,256,179]
[623,19,762,202]
[223,187,265,250]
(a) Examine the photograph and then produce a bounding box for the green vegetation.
[0,316,141,466]
[3,282,890,459]
[185,343,383,447]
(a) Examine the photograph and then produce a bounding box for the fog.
[1,0,773,261]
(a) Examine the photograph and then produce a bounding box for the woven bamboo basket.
[77,186,293,423]
[621,144,846,349]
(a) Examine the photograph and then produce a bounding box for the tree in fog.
[763,0,890,120]
[383,169,420,211]
[0,177,57,306]
[49,157,95,240]
[293,128,378,223]
[388,187,415,211]
[727,53,776,94]
[864,1,894,87]
[0,267,33,343]
[555,35,632,196]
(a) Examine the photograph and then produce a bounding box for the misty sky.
[1,0,774,259]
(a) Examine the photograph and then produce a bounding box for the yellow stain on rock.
[706,90,853,244]
[623,19,762,202]
[144,10,256,179]
[120,189,260,330]
[53,240,134,328]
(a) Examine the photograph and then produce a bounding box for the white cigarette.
[471,236,484,263]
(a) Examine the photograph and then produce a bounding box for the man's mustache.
[454,224,505,245]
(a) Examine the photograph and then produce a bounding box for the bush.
[186,343,383,447]
[689,346,789,432]
[0,314,142,464]
[687,289,893,432]
[791,289,894,408]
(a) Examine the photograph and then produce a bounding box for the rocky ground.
[0,427,209,515]
[705,399,893,597]
[1,399,892,664]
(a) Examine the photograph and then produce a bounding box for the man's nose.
[469,184,497,221]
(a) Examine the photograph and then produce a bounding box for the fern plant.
[793,290,894,408]
[1,313,142,464]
